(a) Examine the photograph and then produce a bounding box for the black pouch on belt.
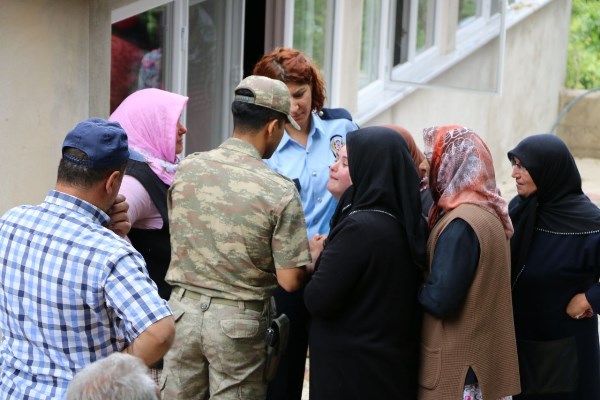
[263,313,290,382]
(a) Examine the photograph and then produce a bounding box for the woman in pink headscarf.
[110,88,187,384]
[110,88,189,302]
[418,126,520,400]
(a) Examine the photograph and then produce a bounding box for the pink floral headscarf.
[424,125,513,238]
[110,88,188,185]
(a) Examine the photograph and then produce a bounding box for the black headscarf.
[329,126,427,268]
[329,185,354,229]
[507,133,600,278]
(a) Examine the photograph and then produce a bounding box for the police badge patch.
[330,135,345,157]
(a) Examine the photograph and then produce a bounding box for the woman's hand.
[566,292,594,319]
[306,234,327,274]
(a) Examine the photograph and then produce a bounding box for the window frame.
[359,0,383,89]
[111,0,245,154]
[458,0,483,27]
[387,0,506,81]
[284,0,337,98]
[111,0,186,102]
[356,0,390,110]
[353,0,518,124]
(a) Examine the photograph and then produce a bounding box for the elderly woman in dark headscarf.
[304,126,426,399]
[508,134,600,399]
[418,126,520,400]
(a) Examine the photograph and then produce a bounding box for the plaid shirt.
[0,190,172,399]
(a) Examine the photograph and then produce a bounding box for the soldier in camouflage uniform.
[160,75,312,400]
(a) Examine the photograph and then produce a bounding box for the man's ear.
[104,170,122,195]
[265,119,279,139]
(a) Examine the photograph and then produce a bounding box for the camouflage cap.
[234,75,301,130]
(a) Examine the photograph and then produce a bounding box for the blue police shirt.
[266,112,358,238]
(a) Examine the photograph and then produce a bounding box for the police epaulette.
[319,107,353,121]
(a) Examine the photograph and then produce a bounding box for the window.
[186,0,238,153]
[393,0,410,65]
[110,4,170,113]
[393,0,437,67]
[458,0,480,25]
[493,0,517,13]
[354,0,509,121]
[112,0,245,154]
[388,0,506,90]
[360,0,382,88]
[417,0,436,54]
[293,0,335,76]
[490,0,501,14]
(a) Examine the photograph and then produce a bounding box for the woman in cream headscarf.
[418,126,520,400]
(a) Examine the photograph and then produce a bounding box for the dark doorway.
[243,0,267,78]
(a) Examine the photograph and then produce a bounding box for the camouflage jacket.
[166,138,310,301]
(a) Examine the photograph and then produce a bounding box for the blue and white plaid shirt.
[0,190,172,399]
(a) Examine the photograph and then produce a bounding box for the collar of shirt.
[276,112,324,150]
[46,190,110,226]
[220,137,263,161]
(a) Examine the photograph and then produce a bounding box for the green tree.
[565,0,600,89]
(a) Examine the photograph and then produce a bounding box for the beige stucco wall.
[0,0,111,214]
[0,0,572,212]
[363,0,572,192]
[556,88,600,158]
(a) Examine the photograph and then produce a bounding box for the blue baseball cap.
[62,118,129,169]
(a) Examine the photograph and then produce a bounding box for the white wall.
[363,0,571,191]
[0,0,571,212]
[557,88,600,159]
[0,0,112,213]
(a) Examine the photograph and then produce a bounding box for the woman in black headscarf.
[508,134,600,399]
[304,126,427,399]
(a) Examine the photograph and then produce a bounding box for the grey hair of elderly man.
[66,353,159,400]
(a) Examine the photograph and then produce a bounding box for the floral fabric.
[464,384,512,400]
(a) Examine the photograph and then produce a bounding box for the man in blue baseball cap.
[0,118,175,399]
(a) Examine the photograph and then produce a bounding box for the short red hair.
[252,47,326,112]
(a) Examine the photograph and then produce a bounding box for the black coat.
[508,134,600,399]
[305,211,422,399]
[304,127,427,399]
[512,231,600,400]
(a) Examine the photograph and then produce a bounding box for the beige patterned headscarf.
[423,125,513,238]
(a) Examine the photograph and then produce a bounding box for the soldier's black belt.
[173,286,264,313]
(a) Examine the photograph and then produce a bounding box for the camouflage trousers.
[160,288,270,400]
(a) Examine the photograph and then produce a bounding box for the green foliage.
[566,0,600,89]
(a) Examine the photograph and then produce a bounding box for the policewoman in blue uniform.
[253,47,359,400]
